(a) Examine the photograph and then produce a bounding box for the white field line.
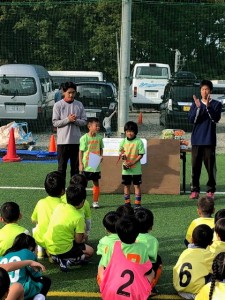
[1,186,225,195]
[0,186,93,190]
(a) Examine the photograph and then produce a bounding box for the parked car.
[171,71,198,81]
[76,81,118,131]
[159,78,201,131]
[216,94,225,111]
[210,83,225,111]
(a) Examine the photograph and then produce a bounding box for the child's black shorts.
[122,175,142,185]
[83,171,101,181]
[58,241,86,260]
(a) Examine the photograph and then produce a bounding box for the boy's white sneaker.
[92,202,100,208]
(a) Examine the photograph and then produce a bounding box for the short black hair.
[197,196,214,216]
[70,173,88,188]
[102,211,120,233]
[135,207,154,233]
[124,121,138,135]
[192,224,213,248]
[215,209,225,223]
[0,267,10,298]
[215,218,225,242]
[62,81,76,92]
[4,233,36,255]
[44,171,65,197]
[87,117,100,125]
[116,216,139,244]
[0,202,20,223]
[66,185,86,207]
[200,79,213,92]
[116,205,134,217]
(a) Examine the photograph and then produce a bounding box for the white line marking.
[0,186,93,190]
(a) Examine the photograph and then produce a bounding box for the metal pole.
[118,0,132,136]
[174,49,181,73]
[116,32,120,87]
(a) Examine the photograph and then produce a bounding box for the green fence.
[0,0,225,137]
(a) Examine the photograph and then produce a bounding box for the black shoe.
[59,258,68,272]
[51,255,59,264]
[124,202,131,207]
[134,204,141,210]
[149,287,159,298]
[66,257,81,267]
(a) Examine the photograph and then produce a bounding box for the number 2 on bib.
[116,269,134,297]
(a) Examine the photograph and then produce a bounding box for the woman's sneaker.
[189,192,199,199]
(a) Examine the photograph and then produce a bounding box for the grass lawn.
[0,153,225,299]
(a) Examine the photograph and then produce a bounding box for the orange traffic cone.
[3,128,21,162]
[138,112,143,124]
[48,134,57,153]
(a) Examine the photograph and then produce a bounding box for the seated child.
[99,216,154,300]
[0,260,45,300]
[212,209,225,241]
[31,171,65,259]
[208,217,225,257]
[61,174,91,240]
[195,252,225,300]
[135,207,162,289]
[215,209,225,223]
[0,267,24,300]
[173,224,214,299]
[44,185,94,272]
[184,196,214,246]
[0,202,29,256]
[1,233,51,300]
[97,211,120,259]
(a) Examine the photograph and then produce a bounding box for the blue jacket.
[188,99,222,146]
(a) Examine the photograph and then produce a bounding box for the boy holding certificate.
[79,117,104,208]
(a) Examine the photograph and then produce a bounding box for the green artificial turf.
[0,153,225,299]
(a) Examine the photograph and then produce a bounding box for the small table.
[180,148,191,194]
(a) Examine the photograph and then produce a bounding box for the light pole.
[118,0,132,136]
[174,49,181,73]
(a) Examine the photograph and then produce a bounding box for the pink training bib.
[100,241,152,300]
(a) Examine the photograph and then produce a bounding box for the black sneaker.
[124,202,131,207]
[149,287,159,298]
[59,258,68,272]
[134,204,141,210]
[51,255,59,264]
[66,258,80,267]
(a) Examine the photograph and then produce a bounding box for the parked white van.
[48,70,104,88]
[130,63,171,110]
[0,64,53,127]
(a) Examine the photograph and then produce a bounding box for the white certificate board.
[102,138,147,164]
[88,152,101,170]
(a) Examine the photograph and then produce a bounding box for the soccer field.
[0,154,225,300]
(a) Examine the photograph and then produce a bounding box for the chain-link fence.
[0,0,225,151]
